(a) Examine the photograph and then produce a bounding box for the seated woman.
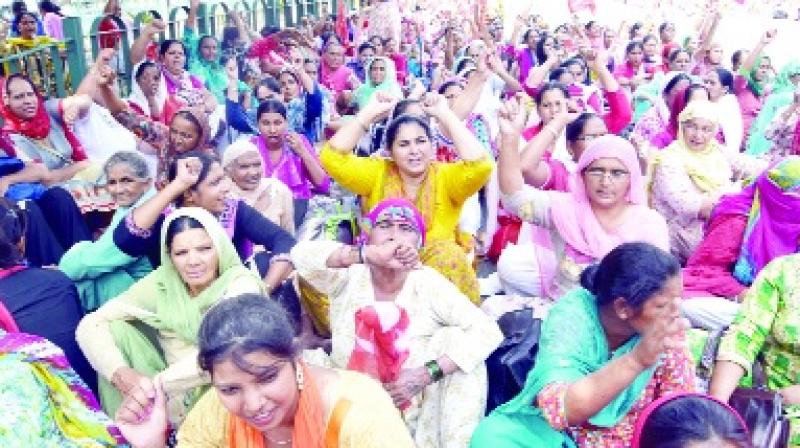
[0,198,95,389]
[127,60,167,123]
[646,84,711,150]
[682,156,800,330]
[710,253,800,445]
[649,100,765,264]
[115,293,415,448]
[632,393,751,448]
[495,97,669,299]
[292,198,502,448]
[76,207,265,421]
[471,242,695,447]
[353,56,403,110]
[633,72,692,145]
[221,138,295,235]
[60,151,155,312]
[760,89,800,164]
[0,74,113,213]
[321,92,494,304]
[745,60,800,159]
[0,329,125,447]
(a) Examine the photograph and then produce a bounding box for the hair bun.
[579,264,599,292]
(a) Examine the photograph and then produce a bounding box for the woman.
[0,74,113,213]
[710,252,800,446]
[641,35,663,76]
[632,393,751,448]
[495,97,669,299]
[319,42,356,95]
[471,242,694,447]
[278,61,325,143]
[127,61,166,123]
[746,60,800,158]
[115,293,416,448]
[615,41,649,94]
[320,92,494,304]
[735,30,776,143]
[0,330,125,446]
[292,199,502,448]
[221,138,295,235]
[666,48,692,73]
[761,90,800,164]
[76,207,265,421]
[648,84,711,150]
[354,56,403,109]
[0,198,95,389]
[60,151,155,312]
[633,72,692,144]
[649,100,764,263]
[38,0,64,40]
[705,68,744,155]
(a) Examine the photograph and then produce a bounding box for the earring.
[295,363,304,391]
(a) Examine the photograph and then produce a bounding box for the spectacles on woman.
[584,167,630,182]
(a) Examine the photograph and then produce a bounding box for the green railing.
[0,0,352,99]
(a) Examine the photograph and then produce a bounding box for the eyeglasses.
[584,167,630,182]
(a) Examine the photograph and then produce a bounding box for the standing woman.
[38,0,64,40]
[320,92,494,304]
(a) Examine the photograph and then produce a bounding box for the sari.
[747,60,800,156]
[0,330,125,447]
[354,57,403,108]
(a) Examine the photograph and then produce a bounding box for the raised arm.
[130,19,164,65]
[450,58,490,121]
[518,113,574,187]
[423,93,486,162]
[740,29,776,74]
[497,95,529,195]
[129,158,201,232]
[327,91,398,153]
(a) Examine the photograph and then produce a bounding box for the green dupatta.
[746,60,800,156]
[184,27,247,103]
[354,56,403,108]
[471,289,657,447]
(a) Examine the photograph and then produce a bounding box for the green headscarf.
[354,56,403,108]
[184,27,247,103]
[741,54,771,98]
[746,60,800,156]
[471,288,657,447]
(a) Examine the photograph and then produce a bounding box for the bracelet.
[424,360,444,383]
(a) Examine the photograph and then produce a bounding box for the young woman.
[632,73,692,146]
[77,208,265,421]
[705,68,744,155]
[115,293,416,447]
[472,242,694,447]
[293,199,502,447]
[615,41,648,94]
[735,30,777,143]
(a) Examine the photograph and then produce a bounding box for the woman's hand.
[420,92,450,120]
[170,157,202,190]
[384,366,431,409]
[225,58,239,83]
[631,298,689,368]
[146,19,166,38]
[780,385,800,406]
[497,94,527,136]
[359,91,399,123]
[116,376,168,448]
[364,241,420,271]
[112,366,153,397]
[61,94,93,126]
[285,132,307,155]
[761,29,777,45]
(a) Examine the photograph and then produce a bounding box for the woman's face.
[390,123,433,177]
[569,117,608,161]
[359,46,376,65]
[685,37,698,53]
[687,87,710,103]
[105,163,150,208]
[169,115,202,153]
[199,36,219,63]
[255,85,279,103]
[161,42,187,75]
[303,61,319,80]
[442,84,464,110]
[137,65,161,98]
[755,58,772,82]
[682,117,716,151]
[185,162,230,214]
[257,112,288,144]
[212,351,299,432]
[279,72,300,102]
[670,52,691,73]
[525,31,539,49]
[665,78,691,105]
[227,151,263,191]
[369,59,388,85]
[4,77,38,120]
[537,89,567,125]
[542,37,557,58]
[603,30,614,49]
[324,44,344,69]
[627,46,644,66]
[566,62,585,83]
[582,157,631,209]
[707,44,723,65]
[643,39,658,58]
[660,24,676,43]
[703,71,727,101]
[626,275,683,336]
[368,215,421,248]
[169,227,219,293]
[18,14,37,39]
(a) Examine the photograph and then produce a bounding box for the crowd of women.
[2,0,800,446]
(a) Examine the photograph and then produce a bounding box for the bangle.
[424,360,444,382]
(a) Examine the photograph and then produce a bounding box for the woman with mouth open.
[114,293,415,448]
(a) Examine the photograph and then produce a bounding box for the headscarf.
[742,54,770,98]
[127,61,168,120]
[0,76,86,160]
[730,157,800,285]
[221,137,260,169]
[155,106,212,188]
[360,198,427,248]
[354,56,402,108]
[650,100,731,194]
[746,60,800,156]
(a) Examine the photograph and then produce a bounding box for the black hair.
[585,20,597,31]
[579,242,680,310]
[197,35,218,55]
[658,22,674,35]
[165,215,205,251]
[522,28,537,45]
[642,34,658,46]
[639,395,752,448]
[438,80,462,95]
[221,26,240,52]
[11,0,26,16]
[134,60,159,81]
[167,150,219,207]
[548,67,569,83]
[391,98,422,120]
[253,76,281,100]
[5,73,35,94]
[14,11,38,34]
[256,98,287,121]
[535,81,569,105]
[712,67,734,92]
[384,114,432,150]
[197,293,297,376]
[625,40,644,56]
[629,22,643,40]
[171,110,203,142]
[159,39,186,57]
[667,48,690,64]
[38,0,62,16]
[358,42,376,55]
[0,198,26,269]
[563,57,589,85]
[535,33,555,64]
[663,73,692,97]
[565,112,601,143]
[731,49,746,68]
[684,83,710,102]
[454,58,476,75]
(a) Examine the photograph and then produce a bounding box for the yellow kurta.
[176,369,416,447]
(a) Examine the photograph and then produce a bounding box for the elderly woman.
[221,138,295,235]
[115,294,415,448]
[321,92,493,304]
[495,97,669,299]
[60,151,155,312]
[472,242,695,447]
[292,198,502,448]
[76,207,265,422]
[649,100,765,264]
[710,252,800,446]
[353,56,403,109]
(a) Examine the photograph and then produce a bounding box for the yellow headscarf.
[649,100,732,195]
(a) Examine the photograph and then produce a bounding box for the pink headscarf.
[361,198,427,248]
